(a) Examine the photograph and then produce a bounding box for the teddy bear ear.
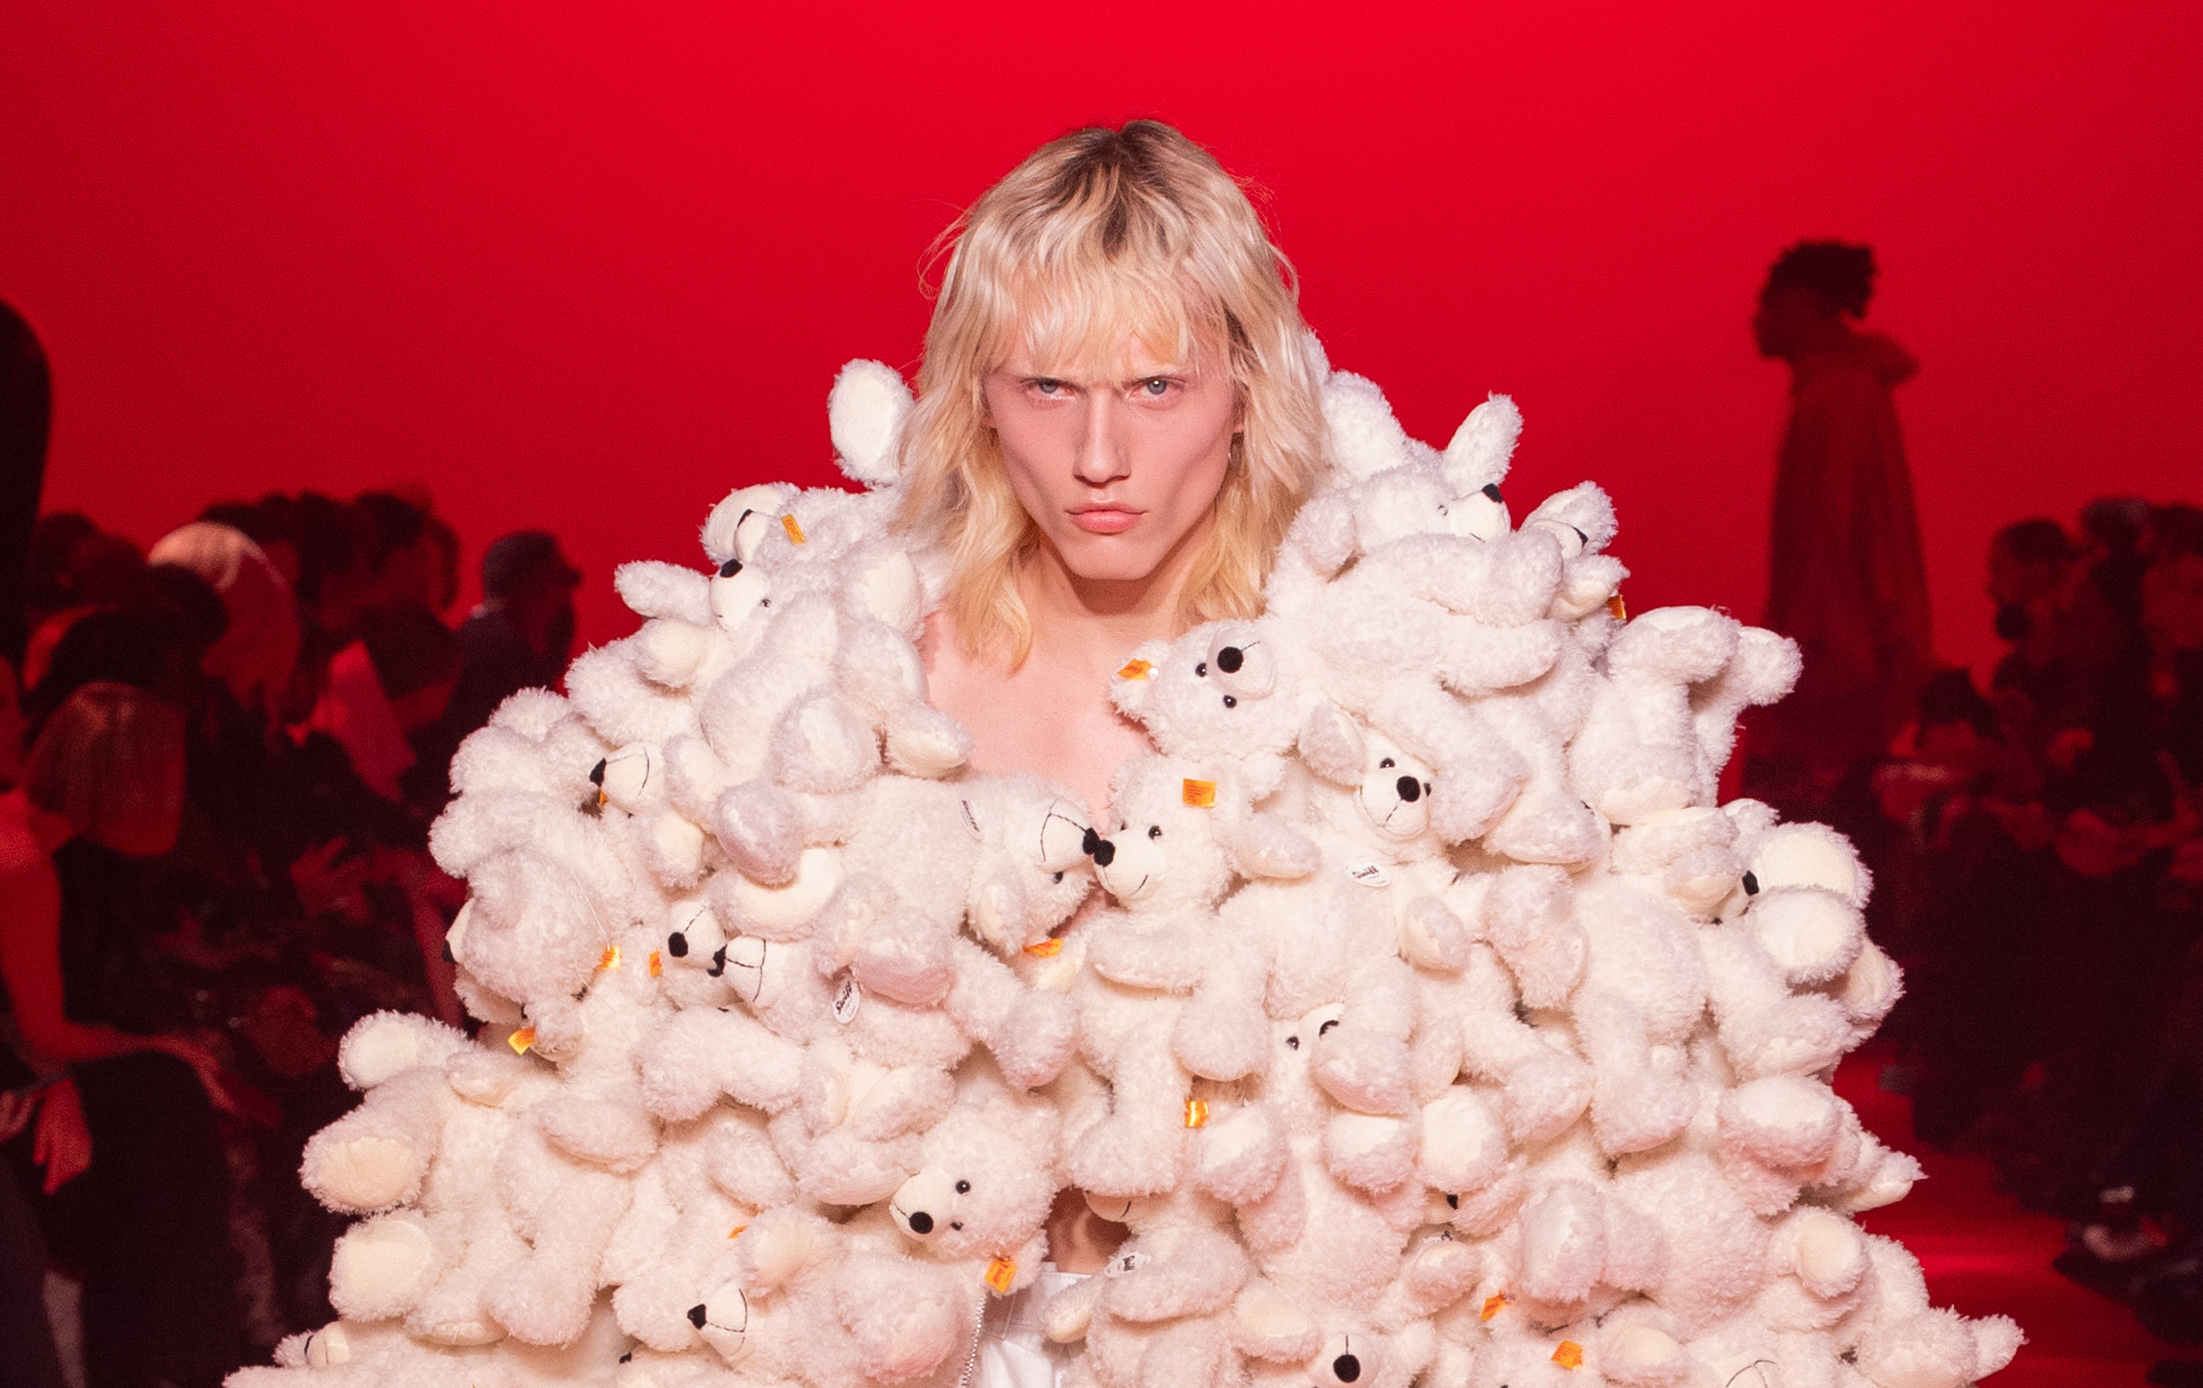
[701,484,790,567]
[1442,392,1523,493]
[1109,639,1172,719]
[829,359,914,490]
[1522,481,1617,558]
[1298,703,1367,787]
[1322,371,1411,483]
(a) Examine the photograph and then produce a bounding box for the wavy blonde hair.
[896,121,1327,663]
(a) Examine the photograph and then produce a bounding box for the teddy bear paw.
[1590,1071,1698,1155]
[850,918,954,1007]
[1500,1051,1595,1145]
[992,992,1077,1090]
[1067,1117,1188,1199]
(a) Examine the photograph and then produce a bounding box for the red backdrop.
[3,1,2199,680]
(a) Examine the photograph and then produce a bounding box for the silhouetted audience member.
[1745,240,1933,816]
[407,530,579,812]
[0,684,245,1388]
[0,301,51,670]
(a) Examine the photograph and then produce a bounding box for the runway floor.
[1836,1046,2203,1387]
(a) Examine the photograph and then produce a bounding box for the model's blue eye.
[1032,379,1063,395]
[1141,377,1170,396]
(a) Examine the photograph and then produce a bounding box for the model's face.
[984,334,1240,586]
[99,753,185,858]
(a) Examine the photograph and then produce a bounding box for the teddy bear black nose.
[1083,829,1115,867]
[718,558,742,578]
[907,1211,934,1234]
[686,1304,708,1329]
[588,759,607,786]
[1481,483,1503,503]
[667,932,689,958]
[706,945,727,977]
[1742,870,1760,896]
[1334,1353,1362,1382]
[1396,775,1421,802]
[1216,645,1244,673]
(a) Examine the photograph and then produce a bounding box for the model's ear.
[829,359,915,489]
[1109,640,1171,719]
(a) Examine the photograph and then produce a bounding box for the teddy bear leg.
[849,906,956,1007]
[1575,990,1697,1156]
[485,1166,633,1346]
[1067,1043,1194,1198]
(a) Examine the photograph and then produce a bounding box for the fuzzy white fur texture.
[234,358,2015,1388]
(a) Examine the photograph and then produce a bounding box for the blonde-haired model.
[905,121,1326,1386]
[913,119,1326,824]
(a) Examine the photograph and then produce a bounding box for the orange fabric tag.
[727,1224,746,1240]
[1023,938,1065,959]
[596,789,607,807]
[648,951,663,977]
[1116,658,1153,680]
[507,1027,536,1055]
[1181,779,1216,808]
[1552,1342,1583,1370]
[1606,593,1627,622]
[781,514,807,545]
[598,947,621,971]
[984,1258,1018,1294]
[1480,1295,1507,1322]
[1184,1099,1210,1128]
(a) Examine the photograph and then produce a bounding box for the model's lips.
[1069,507,1142,535]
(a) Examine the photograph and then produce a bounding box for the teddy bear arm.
[482,1165,634,1346]
[942,939,1076,1090]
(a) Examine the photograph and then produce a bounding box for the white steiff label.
[1103,1251,1150,1278]
[832,971,862,1024]
[1345,861,1391,889]
[959,799,983,839]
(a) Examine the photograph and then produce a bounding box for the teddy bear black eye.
[1319,1018,1340,1037]
[589,759,607,786]
[759,597,771,608]
[1742,870,1760,896]
[1422,781,1433,796]
[955,1180,971,1194]
[1222,695,1236,708]
[1378,757,1394,768]
[1285,1034,1300,1050]
[1194,661,1207,677]
[718,558,742,578]
[1052,871,1064,883]
[1147,825,1162,839]
[1446,1192,1460,1208]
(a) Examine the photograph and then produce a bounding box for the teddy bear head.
[1086,755,1317,910]
[1112,619,1305,788]
[886,1068,1059,1268]
[1714,819,1871,987]
[955,774,1095,952]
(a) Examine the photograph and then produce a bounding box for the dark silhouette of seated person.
[1748,240,1934,812]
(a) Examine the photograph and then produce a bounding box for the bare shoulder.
[0,807,55,887]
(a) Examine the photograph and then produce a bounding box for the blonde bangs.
[896,121,1329,666]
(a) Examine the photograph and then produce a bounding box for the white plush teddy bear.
[1043,1184,1254,1388]
[1067,754,1318,1196]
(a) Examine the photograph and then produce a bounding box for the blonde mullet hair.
[895,121,1327,664]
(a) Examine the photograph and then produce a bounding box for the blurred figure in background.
[405,530,578,814]
[0,683,244,1388]
[0,300,50,671]
[1746,240,1934,817]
